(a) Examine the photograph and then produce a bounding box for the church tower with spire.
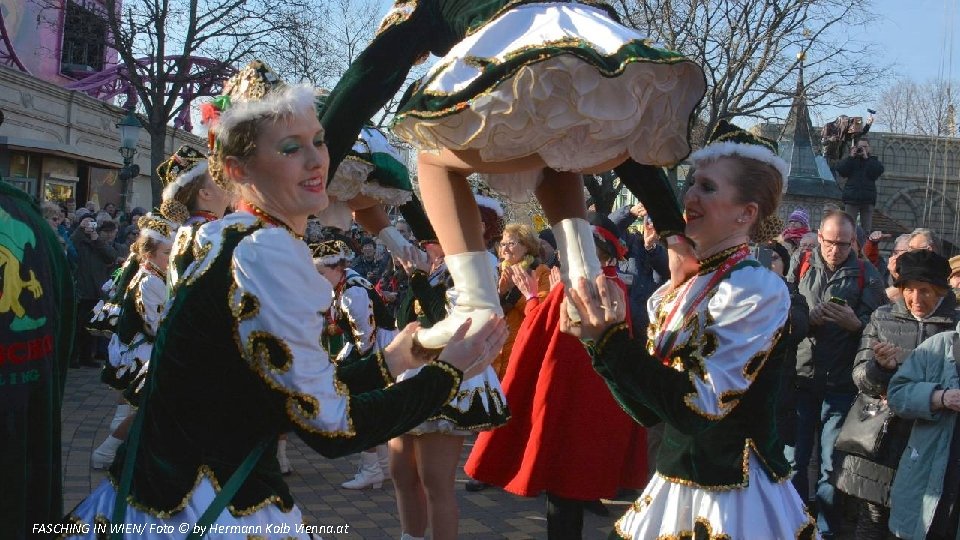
[777,55,843,230]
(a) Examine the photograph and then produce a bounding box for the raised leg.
[413,151,503,348]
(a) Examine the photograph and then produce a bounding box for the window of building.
[60,0,107,77]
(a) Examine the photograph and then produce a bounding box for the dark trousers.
[546,493,584,540]
[843,203,874,234]
[73,299,98,363]
[791,389,855,537]
[854,500,892,540]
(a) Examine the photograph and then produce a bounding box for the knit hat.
[788,208,810,229]
[588,213,627,260]
[894,250,950,289]
[538,228,557,250]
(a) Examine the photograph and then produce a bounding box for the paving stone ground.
[62,365,628,539]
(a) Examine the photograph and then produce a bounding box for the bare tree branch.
[614,0,889,146]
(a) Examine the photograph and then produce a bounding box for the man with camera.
[70,217,120,368]
[836,138,885,233]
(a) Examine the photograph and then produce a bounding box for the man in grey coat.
[787,209,885,538]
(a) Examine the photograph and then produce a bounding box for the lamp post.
[116,108,142,214]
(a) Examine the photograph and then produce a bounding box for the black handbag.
[835,392,895,458]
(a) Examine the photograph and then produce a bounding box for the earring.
[736,217,746,223]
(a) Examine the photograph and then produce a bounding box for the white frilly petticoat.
[392,3,705,202]
[614,452,819,539]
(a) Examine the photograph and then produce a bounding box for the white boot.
[341,451,384,490]
[109,404,133,432]
[379,226,428,269]
[414,251,503,349]
[91,435,123,470]
[552,218,603,323]
[376,444,391,481]
[277,438,292,476]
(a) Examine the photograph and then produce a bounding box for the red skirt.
[464,281,648,501]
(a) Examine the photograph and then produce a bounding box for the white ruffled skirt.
[63,478,312,539]
[614,452,819,539]
[398,365,509,436]
[392,2,705,202]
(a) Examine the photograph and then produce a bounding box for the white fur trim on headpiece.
[475,194,504,217]
[162,161,209,201]
[690,141,790,193]
[215,84,317,146]
[138,214,179,244]
[311,240,354,266]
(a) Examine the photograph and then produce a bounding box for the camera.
[87,220,98,229]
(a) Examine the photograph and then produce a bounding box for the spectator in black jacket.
[836,139,884,233]
[70,218,120,367]
[351,238,389,284]
[609,203,668,331]
[764,241,809,449]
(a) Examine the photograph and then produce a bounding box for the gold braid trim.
[105,463,291,519]
[426,360,463,403]
[596,322,629,355]
[375,348,395,386]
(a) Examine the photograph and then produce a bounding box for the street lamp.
[116,108,142,213]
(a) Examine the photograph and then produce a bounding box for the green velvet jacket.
[0,180,76,538]
[109,214,463,516]
[590,255,792,490]
[593,326,791,489]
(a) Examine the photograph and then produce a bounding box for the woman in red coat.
[465,215,648,540]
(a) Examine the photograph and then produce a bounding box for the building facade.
[0,0,204,210]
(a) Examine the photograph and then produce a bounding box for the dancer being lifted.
[320,0,706,349]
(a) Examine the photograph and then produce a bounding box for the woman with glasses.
[494,222,551,379]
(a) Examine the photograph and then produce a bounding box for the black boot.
[613,159,686,237]
[546,493,584,540]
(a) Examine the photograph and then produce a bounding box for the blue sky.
[815,0,958,127]
[369,0,955,130]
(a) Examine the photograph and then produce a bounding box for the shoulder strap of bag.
[797,250,812,281]
[953,332,960,366]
